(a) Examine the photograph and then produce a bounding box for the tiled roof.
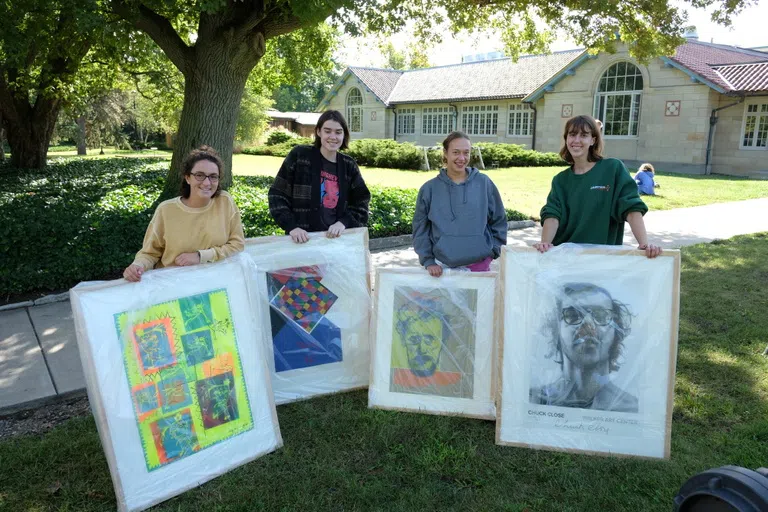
[712,62,768,92]
[384,50,583,104]
[670,40,768,91]
[347,67,403,104]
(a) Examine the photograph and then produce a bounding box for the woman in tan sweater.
[123,146,245,282]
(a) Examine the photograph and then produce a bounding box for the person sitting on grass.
[412,131,508,277]
[533,115,662,258]
[634,163,659,196]
[123,146,245,282]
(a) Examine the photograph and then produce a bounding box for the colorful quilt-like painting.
[266,265,342,372]
[114,289,253,471]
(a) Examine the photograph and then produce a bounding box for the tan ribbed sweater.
[131,191,245,270]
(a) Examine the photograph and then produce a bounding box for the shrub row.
[241,137,312,157]
[244,138,565,170]
[0,158,529,295]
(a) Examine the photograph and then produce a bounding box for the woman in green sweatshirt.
[534,115,661,258]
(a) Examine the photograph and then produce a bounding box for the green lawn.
[232,154,768,219]
[2,233,767,511]
[47,148,172,158]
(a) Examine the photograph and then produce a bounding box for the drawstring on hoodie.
[442,167,474,221]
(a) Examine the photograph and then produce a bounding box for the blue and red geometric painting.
[267,266,343,372]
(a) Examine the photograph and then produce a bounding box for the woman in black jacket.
[268,110,370,243]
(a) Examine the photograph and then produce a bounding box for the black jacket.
[268,145,370,233]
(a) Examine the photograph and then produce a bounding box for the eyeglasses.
[190,172,220,183]
[561,306,613,326]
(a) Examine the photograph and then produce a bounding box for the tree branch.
[111,0,192,75]
[229,0,267,41]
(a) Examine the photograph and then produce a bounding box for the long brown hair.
[559,115,603,164]
[314,110,350,150]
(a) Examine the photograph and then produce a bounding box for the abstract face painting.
[114,289,254,471]
[389,287,477,399]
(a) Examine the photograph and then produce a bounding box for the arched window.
[346,88,363,133]
[593,62,643,137]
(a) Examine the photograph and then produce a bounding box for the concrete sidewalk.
[2,198,767,414]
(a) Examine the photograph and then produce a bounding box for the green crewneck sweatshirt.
[540,158,648,246]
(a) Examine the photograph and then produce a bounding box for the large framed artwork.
[369,268,498,419]
[497,245,681,459]
[70,254,282,512]
[244,228,371,405]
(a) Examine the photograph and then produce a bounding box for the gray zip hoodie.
[413,167,507,268]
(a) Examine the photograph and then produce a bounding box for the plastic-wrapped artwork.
[244,228,371,405]
[497,245,681,458]
[69,254,283,512]
[369,268,498,419]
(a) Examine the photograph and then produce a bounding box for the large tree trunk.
[76,116,87,155]
[163,48,251,198]
[3,96,61,169]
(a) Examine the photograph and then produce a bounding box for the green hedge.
[244,138,564,170]
[0,158,528,294]
[241,138,312,157]
[346,139,424,170]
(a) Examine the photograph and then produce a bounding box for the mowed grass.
[2,233,767,511]
[232,154,768,219]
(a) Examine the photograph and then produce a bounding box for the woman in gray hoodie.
[413,131,508,277]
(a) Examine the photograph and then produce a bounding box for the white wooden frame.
[497,246,681,459]
[244,228,372,405]
[70,254,282,512]
[369,268,499,419]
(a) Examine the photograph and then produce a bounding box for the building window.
[461,105,499,136]
[422,107,453,135]
[508,103,533,136]
[593,62,643,137]
[397,108,416,135]
[346,88,363,133]
[741,103,768,149]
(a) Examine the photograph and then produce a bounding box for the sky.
[335,1,768,68]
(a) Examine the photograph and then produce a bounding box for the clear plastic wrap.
[496,244,681,458]
[69,253,283,512]
[369,268,498,419]
[244,228,371,405]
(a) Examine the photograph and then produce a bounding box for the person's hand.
[289,227,309,243]
[533,242,554,253]
[175,252,201,266]
[123,264,143,282]
[326,221,346,238]
[426,264,443,277]
[639,244,662,259]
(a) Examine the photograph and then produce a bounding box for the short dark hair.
[314,110,350,150]
[559,115,604,164]
[544,283,632,372]
[179,145,224,199]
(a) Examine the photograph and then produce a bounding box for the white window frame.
[346,88,363,133]
[461,105,499,136]
[396,108,416,135]
[593,62,643,138]
[422,106,454,135]
[507,103,533,136]
[739,102,768,150]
